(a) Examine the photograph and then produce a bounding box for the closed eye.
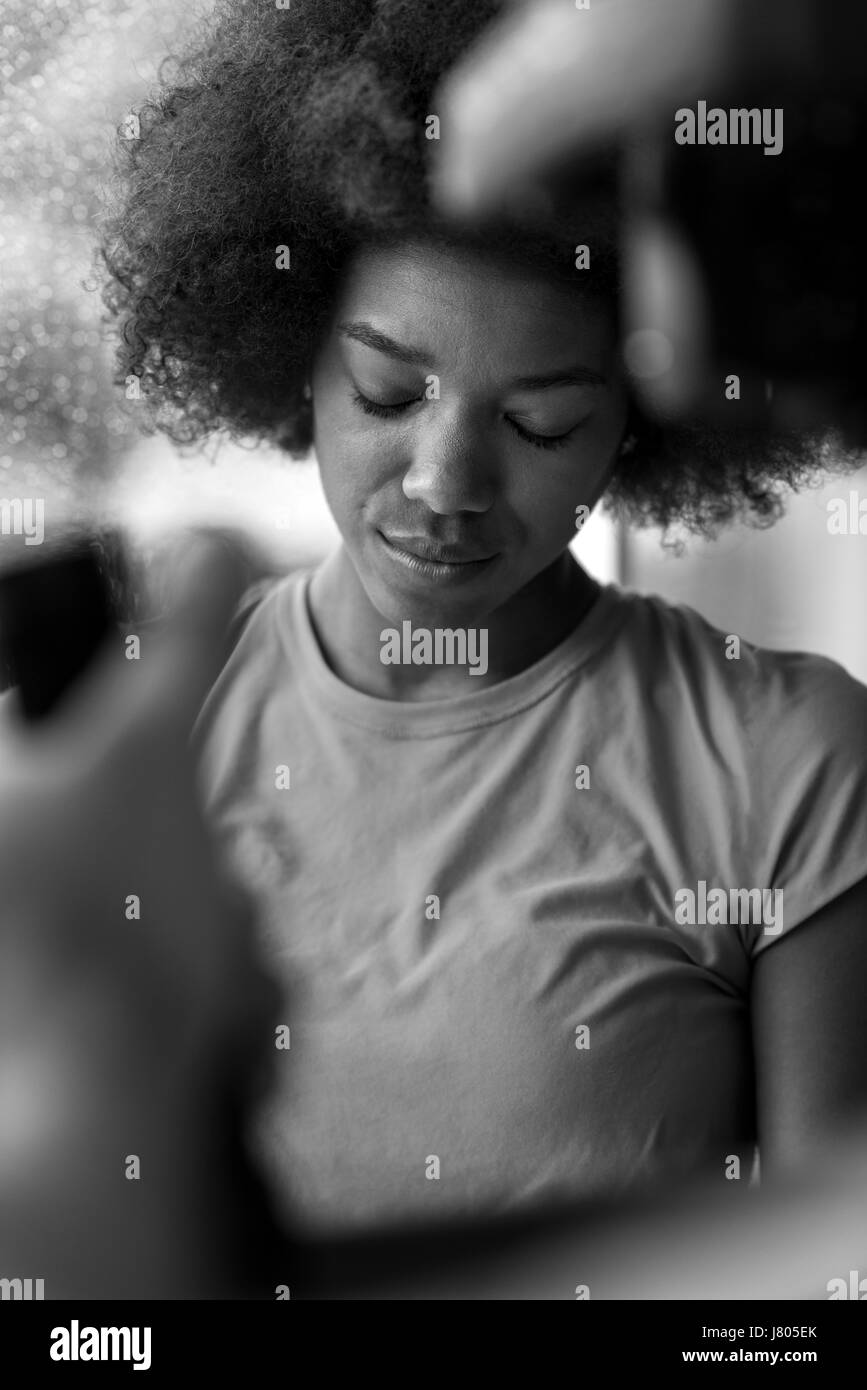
[508,419,578,451]
[352,389,422,419]
[351,389,581,451]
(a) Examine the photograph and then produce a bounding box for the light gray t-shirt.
[192,566,867,1237]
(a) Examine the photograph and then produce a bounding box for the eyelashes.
[509,419,574,452]
[351,390,415,421]
[350,389,578,451]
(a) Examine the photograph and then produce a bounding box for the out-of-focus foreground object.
[0,530,287,1298]
[0,536,125,718]
[433,0,867,445]
[295,1117,867,1299]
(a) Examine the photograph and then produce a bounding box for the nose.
[401,403,496,514]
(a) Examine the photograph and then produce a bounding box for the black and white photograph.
[1,0,866,1354]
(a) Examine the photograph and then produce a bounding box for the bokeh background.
[2,0,866,680]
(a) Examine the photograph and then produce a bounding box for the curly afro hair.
[99,0,862,540]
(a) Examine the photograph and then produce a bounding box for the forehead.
[331,240,617,370]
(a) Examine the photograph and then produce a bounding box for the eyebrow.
[338,321,429,368]
[338,320,607,388]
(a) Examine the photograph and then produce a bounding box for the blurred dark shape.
[434,0,867,445]
[643,80,867,436]
[0,535,124,718]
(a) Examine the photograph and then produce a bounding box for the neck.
[306,546,599,701]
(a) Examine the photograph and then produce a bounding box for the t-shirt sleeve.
[744,649,867,959]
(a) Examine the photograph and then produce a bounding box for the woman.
[99,0,867,1247]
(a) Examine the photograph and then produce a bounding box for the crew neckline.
[272,563,631,738]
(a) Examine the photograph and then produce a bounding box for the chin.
[370,579,489,628]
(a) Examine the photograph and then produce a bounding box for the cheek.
[512,428,621,549]
[514,478,585,556]
[313,399,394,522]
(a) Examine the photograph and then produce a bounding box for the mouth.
[378,531,499,581]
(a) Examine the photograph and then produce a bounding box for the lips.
[380,533,496,565]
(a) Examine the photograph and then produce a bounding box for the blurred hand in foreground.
[0,530,280,1298]
[433,0,867,440]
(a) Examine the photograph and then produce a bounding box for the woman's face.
[310,239,629,626]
